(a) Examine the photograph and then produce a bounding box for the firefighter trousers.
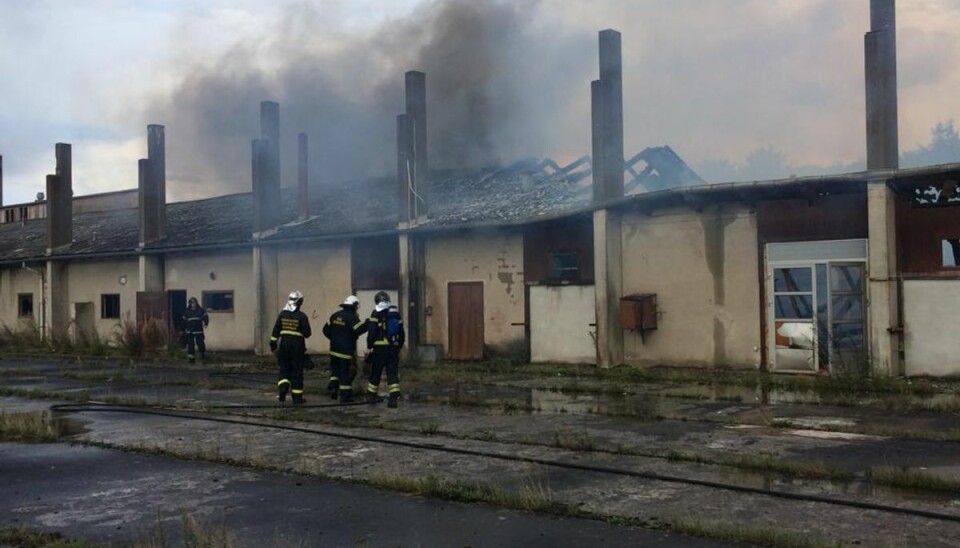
[330,355,354,394]
[186,333,206,360]
[277,340,306,397]
[366,347,400,396]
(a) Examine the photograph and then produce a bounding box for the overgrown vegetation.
[870,466,960,493]
[133,515,235,548]
[0,410,58,442]
[664,517,844,548]
[0,527,92,548]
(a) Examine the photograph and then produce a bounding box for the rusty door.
[448,282,484,360]
[136,292,166,325]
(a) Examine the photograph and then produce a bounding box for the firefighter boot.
[327,379,339,400]
[339,388,353,404]
[292,393,305,405]
[387,393,400,408]
[365,391,381,404]
[277,383,289,404]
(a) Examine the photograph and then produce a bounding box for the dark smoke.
[146,0,593,200]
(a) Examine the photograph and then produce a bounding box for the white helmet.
[288,290,304,306]
[342,295,360,308]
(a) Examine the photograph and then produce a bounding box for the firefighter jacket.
[322,306,367,359]
[271,309,312,349]
[366,305,405,350]
[182,307,209,334]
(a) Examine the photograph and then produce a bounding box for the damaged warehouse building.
[0,15,958,378]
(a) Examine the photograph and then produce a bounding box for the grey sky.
[1,0,958,204]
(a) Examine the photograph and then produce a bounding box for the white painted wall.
[621,205,761,368]
[904,280,960,376]
[66,259,138,340]
[276,242,352,354]
[423,228,525,354]
[0,266,44,331]
[166,250,255,350]
[530,285,596,364]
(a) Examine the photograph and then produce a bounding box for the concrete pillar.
[139,158,160,245]
[591,29,625,367]
[397,114,415,223]
[405,71,428,217]
[147,125,166,239]
[253,245,279,355]
[598,29,624,201]
[298,132,309,220]
[47,144,72,251]
[45,260,68,340]
[260,101,282,230]
[867,178,900,376]
[865,0,898,170]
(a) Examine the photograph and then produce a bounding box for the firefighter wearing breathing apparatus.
[365,291,405,408]
[322,295,367,403]
[270,290,312,405]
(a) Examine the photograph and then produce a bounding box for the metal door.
[448,282,484,360]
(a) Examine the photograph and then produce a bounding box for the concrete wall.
[529,284,596,364]
[621,205,761,368]
[276,241,352,354]
[65,259,138,340]
[0,266,44,331]
[903,280,960,377]
[166,250,255,350]
[423,228,525,355]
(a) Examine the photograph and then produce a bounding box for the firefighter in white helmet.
[321,295,367,403]
[270,290,312,404]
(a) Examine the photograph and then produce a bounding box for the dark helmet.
[188,297,199,307]
[374,291,390,305]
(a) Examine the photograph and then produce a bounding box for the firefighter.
[270,290,312,405]
[322,295,367,403]
[182,296,209,364]
[365,291,405,408]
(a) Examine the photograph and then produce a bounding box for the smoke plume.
[146,0,592,199]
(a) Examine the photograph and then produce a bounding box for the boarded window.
[549,252,580,281]
[101,294,120,319]
[352,236,400,289]
[18,294,33,318]
[943,239,960,267]
[202,291,234,312]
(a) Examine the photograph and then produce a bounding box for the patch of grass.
[132,514,235,548]
[474,429,498,442]
[417,420,441,435]
[369,473,569,515]
[0,322,44,351]
[552,429,595,451]
[871,466,960,493]
[116,317,171,358]
[0,386,91,402]
[61,370,130,383]
[0,527,93,547]
[665,517,843,548]
[0,410,58,442]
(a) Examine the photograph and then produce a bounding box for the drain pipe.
[20,261,46,342]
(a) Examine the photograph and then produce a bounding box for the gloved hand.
[269,340,277,353]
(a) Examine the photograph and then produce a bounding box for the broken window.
[101,294,120,319]
[18,294,33,318]
[549,252,580,282]
[202,291,234,313]
[943,239,960,267]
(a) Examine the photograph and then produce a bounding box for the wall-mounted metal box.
[619,293,657,332]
